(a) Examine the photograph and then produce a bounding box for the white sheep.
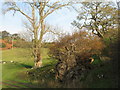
[10,61,14,63]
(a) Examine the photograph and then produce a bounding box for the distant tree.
[1,30,10,39]
[72,2,118,38]
[12,33,20,40]
[13,39,32,48]
[19,30,33,42]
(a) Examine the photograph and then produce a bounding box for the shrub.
[49,31,104,61]
[0,43,6,48]
[49,31,105,83]
[42,42,55,48]
[13,40,32,48]
[101,28,118,57]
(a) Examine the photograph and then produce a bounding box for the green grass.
[1,48,118,88]
[2,48,33,66]
[1,48,57,88]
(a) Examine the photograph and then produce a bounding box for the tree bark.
[33,40,42,68]
[34,50,42,68]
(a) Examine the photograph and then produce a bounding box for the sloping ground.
[1,48,56,88]
[1,61,39,88]
[0,39,13,50]
[1,48,117,88]
[1,48,34,88]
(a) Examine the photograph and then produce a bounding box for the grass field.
[1,48,57,88]
[1,48,118,88]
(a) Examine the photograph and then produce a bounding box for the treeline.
[0,30,32,48]
[0,30,54,48]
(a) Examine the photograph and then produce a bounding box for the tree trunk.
[34,52,42,68]
[33,18,44,68]
[33,39,42,68]
[34,47,42,68]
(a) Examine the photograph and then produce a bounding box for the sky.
[0,0,117,35]
[0,0,78,34]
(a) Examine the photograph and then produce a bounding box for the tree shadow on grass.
[20,64,32,69]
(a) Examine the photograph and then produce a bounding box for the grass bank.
[1,48,57,88]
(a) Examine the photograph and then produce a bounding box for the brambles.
[49,31,104,84]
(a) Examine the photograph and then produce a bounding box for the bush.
[42,42,55,48]
[0,43,6,48]
[102,28,118,57]
[13,40,32,48]
[49,31,105,83]
[49,31,104,61]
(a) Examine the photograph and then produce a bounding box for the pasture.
[1,48,57,88]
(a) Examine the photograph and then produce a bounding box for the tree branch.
[43,3,71,19]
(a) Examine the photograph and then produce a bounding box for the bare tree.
[2,0,75,68]
[18,30,33,42]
